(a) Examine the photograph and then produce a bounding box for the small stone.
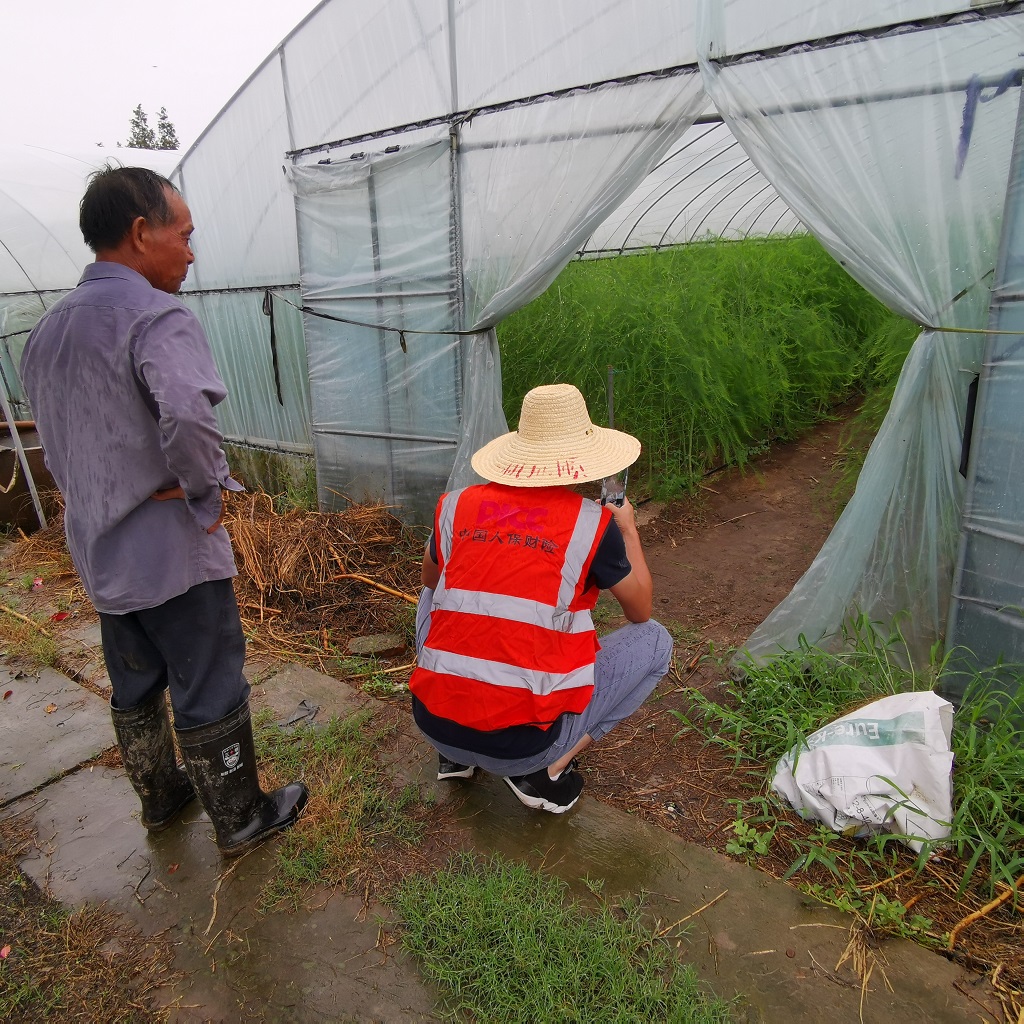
[346,633,406,658]
[786,948,796,959]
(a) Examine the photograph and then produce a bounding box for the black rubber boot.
[175,701,308,858]
[111,689,196,832]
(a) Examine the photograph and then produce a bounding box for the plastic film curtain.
[696,2,1024,666]
[289,136,463,522]
[279,0,705,517]
[0,295,48,417]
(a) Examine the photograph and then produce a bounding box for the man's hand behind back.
[151,485,226,534]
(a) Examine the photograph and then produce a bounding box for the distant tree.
[156,107,179,150]
[125,104,157,149]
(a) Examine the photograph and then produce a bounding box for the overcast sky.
[2,0,323,153]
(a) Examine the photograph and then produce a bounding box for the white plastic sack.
[771,692,954,853]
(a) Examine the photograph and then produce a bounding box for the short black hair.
[79,164,179,253]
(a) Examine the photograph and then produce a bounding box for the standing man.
[409,383,672,813]
[20,165,306,857]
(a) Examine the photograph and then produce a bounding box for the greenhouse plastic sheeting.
[698,0,1024,667]
[579,118,803,256]
[166,0,707,515]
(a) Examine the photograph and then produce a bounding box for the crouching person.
[20,165,307,855]
[408,383,672,814]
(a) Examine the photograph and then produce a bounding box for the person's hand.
[609,494,638,534]
[151,485,226,534]
[151,485,186,501]
[206,492,227,534]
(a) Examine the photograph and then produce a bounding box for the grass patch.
[498,236,917,499]
[0,813,172,1023]
[673,618,928,767]
[394,852,735,1023]
[253,708,424,910]
[0,608,59,668]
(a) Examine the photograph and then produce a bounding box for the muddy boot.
[111,689,196,832]
[175,701,308,858]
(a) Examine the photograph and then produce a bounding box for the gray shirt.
[20,262,241,614]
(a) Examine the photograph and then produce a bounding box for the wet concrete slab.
[252,662,373,724]
[61,619,103,648]
[0,664,113,803]
[6,768,438,1023]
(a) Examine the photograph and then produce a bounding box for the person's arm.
[133,306,242,531]
[421,539,441,589]
[607,497,653,623]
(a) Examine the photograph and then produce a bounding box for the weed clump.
[0,614,58,668]
[672,624,1024,986]
[253,709,423,911]
[674,619,928,767]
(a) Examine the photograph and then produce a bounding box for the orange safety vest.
[409,482,612,732]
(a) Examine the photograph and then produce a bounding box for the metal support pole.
[366,165,397,499]
[0,385,45,530]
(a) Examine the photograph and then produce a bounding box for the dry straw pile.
[226,491,420,668]
[3,490,423,674]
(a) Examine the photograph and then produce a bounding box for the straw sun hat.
[471,383,640,487]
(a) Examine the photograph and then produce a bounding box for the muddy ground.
[586,410,847,836]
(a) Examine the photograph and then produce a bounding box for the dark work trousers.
[99,577,249,729]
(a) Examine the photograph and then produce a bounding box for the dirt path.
[585,411,850,839]
[642,416,844,652]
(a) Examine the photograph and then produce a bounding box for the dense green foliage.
[396,853,734,1023]
[497,237,917,497]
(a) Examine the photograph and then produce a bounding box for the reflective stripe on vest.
[416,646,596,696]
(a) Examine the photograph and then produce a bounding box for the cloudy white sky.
[2,0,323,153]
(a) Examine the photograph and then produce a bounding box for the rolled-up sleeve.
[132,306,243,531]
